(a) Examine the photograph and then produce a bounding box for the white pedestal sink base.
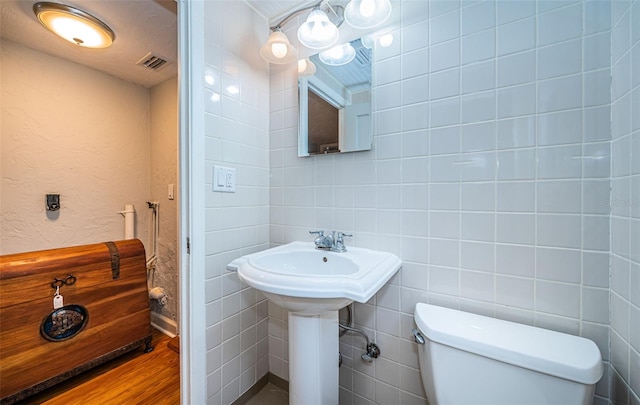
[228,242,402,404]
[288,311,339,405]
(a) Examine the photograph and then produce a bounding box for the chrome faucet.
[309,230,352,252]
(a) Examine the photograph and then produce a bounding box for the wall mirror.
[298,37,372,157]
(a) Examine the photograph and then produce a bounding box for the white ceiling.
[247,0,320,26]
[0,0,384,88]
[0,0,178,88]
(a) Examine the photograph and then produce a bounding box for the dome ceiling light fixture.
[260,0,391,65]
[33,2,115,49]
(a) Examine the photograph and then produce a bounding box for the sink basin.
[251,251,359,276]
[228,241,402,404]
[227,241,402,314]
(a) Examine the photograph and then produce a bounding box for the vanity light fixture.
[298,58,317,77]
[319,42,356,66]
[261,1,342,64]
[260,28,298,64]
[33,2,115,48]
[344,0,392,29]
[260,0,391,64]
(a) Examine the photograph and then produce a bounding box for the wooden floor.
[16,329,180,405]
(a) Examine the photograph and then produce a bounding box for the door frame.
[178,0,207,403]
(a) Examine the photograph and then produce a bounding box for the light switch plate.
[213,165,236,193]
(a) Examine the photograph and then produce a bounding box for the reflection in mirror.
[298,38,372,156]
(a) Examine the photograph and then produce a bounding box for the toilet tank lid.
[414,304,603,385]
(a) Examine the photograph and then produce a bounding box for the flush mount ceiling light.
[260,29,298,64]
[33,2,115,48]
[319,42,356,66]
[344,0,392,29]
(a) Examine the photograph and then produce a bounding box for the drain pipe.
[145,201,165,306]
[338,304,381,363]
[146,201,159,271]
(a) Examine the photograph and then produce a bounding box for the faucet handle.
[309,230,324,236]
[336,232,352,241]
[333,232,352,252]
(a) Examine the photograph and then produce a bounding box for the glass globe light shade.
[297,9,339,50]
[344,0,392,29]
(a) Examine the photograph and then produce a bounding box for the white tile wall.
[201,2,271,404]
[610,0,640,403]
[267,0,620,404]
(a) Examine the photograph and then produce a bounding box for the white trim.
[308,76,345,109]
[178,0,207,403]
[151,312,179,337]
[298,79,309,157]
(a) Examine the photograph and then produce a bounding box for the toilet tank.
[414,304,604,405]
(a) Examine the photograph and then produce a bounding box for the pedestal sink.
[227,241,402,405]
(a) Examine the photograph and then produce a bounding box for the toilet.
[413,303,604,405]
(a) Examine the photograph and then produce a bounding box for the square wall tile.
[461,1,495,36]
[537,4,582,46]
[537,214,582,249]
[538,110,583,146]
[537,39,582,80]
[497,181,536,212]
[496,275,534,310]
[430,39,461,72]
[461,29,496,65]
[497,213,535,245]
[536,247,581,283]
[462,61,496,94]
[430,9,460,45]
[429,237,460,267]
[537,180,582,213]
[538,75,583,113]
[535,280,581,318]
[537,145,582,180]
[497,51,536,88]
[496,244,535,277]
[497,17,535,56]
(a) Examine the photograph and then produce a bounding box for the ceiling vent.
[136,52,170,71]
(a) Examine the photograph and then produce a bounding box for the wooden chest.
[0,239,152,404]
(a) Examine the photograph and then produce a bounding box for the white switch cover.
[168,184,174,200]
[213,165,236,193]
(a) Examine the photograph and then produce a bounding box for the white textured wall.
[269,1,614,403]
[201,1,271,403]
[610,0,640,403]
[150,77,179,325]
[1,39,150,255]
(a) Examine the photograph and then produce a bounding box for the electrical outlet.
[213,165,236,193]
